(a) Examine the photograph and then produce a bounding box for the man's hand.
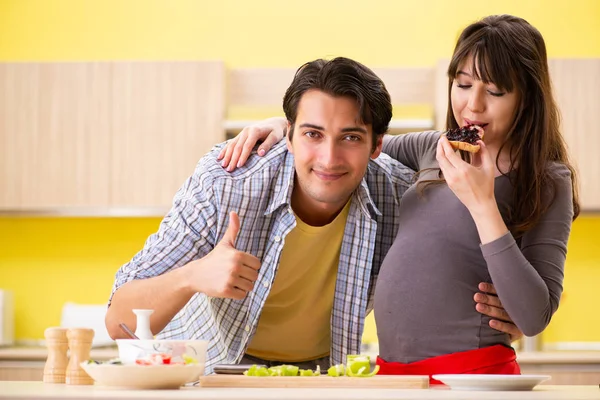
[187,211,261,300]
[474,282,524,342]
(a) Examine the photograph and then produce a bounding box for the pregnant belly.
[373,235,489,363]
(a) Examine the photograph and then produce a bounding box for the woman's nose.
[467,90,485,113]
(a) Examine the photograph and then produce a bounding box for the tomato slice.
[160,354,172,365]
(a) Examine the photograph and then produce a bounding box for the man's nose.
[319,140,340,167]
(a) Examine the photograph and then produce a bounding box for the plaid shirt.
[110,140,413,374]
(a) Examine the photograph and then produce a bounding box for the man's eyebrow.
[299,123,324,130]
[457,70,472,78]
[298,123,368,135]
[341,126,368,134]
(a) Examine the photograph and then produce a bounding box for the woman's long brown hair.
[420,14,580,237]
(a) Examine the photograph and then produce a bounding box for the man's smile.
[312,169,347,181]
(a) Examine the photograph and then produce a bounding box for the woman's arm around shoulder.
[382,130,441,171]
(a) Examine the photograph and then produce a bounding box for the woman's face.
[450,56,520,146]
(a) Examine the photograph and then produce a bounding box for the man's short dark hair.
[282,57,392,150]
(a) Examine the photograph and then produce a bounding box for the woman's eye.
[488,90,506,97]
[456,83,471,89]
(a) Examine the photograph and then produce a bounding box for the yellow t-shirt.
[246,202,351,362]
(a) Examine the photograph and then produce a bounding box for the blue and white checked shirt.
[110,140,413,374]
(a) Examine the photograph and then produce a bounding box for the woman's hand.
[217,117,287,171]
[436,135,496,213]
[436,135,508,244]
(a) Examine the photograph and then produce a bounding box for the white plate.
[432,374,551,391]
[80,362,204,389]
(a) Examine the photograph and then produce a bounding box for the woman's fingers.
[228,131,250,170]
[224,125,276,170]
[236,126,272,167]
[256,130,280,158]
[220,133,244,169]
[440,135,464,168]
[436,136,455,175]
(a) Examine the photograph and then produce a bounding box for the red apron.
[376,344,521,385]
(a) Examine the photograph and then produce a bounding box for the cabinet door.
[549,59,600,210]
[110,62,225,208]
[0,63,111,209]
[0,61,225,212]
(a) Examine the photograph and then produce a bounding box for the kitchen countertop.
[515,351,600,364]
[2,346,600,364]
[0,382,599,400]
[0,347,118,362]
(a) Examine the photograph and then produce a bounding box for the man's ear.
[286,121,293,153]
[370,135,384,159]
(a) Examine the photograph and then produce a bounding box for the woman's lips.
[464,118,488,128]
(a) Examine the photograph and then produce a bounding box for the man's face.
[287,89,382,222]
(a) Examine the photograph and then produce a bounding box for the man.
[106,57,518,374]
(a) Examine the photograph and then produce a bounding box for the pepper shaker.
[66,328,95,385]
[43,327,69,383]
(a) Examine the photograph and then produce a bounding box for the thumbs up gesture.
[187,211,261,300]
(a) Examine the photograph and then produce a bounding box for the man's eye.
[344,135,361,142]
[304,131,320,138]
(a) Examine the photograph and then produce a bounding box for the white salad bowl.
[115,339,208,376]
[81,362,205,389]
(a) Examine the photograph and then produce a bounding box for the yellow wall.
[1,0,599,66]
[0,218,161,339]
[0,0,599,343]
[1,216,599,341]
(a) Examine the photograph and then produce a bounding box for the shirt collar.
[264,150,296,216]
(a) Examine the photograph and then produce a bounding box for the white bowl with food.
[115,339,208,376]
[81,361,205,389]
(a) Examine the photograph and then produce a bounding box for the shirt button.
[263,281,269,288]
[288,207,293,214]
[274,236,281,242]
[244,325,250,332]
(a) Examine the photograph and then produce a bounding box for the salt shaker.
[66,328,95,385]
[132,309,154,340]
[43,327,69,383]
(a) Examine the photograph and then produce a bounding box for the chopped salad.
[243,354,379,378]
[86,353,198,366]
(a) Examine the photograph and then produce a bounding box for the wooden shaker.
[43,327,69,383]
[66,328,95,385]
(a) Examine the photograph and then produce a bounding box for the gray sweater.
[374,131,574,363]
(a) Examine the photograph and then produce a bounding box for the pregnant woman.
[217,14,579,381]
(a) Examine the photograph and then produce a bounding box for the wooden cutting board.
[198,374,430,388]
